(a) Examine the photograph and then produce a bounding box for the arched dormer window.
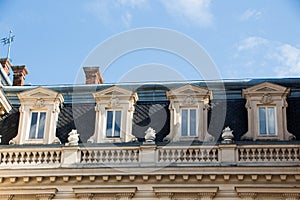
[242,82,295,141]
[10,87,64,145]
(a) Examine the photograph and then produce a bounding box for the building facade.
[0,59,299,199]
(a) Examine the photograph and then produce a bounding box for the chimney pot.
[11,65,29,86]
[83,67,104,84]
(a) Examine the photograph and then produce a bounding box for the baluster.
[275,148,280,161]
[8,152,14,165]
[49,151,54,164]
[245,148,250,162]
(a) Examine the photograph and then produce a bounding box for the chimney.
[0,58,12,76]
[83,67,104,84]
[11,65,28,86]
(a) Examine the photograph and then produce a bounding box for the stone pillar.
[139,143,157,166]
[83,67,104,84]
[219,144,237,165]
[11,65,28,86]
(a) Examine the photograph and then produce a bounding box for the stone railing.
[80,147,140,165]
[0,143,299,169]
[0,147,62,168]
[157,146,219,164]
[237,144,300,164]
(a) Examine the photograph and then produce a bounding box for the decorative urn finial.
[144,127,156,143]
[222,127,234,144]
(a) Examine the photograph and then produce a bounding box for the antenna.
[1,30,15,60]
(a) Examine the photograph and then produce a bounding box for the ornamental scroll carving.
[34,98,45,108]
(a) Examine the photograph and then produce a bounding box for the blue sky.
[0,0,300,85]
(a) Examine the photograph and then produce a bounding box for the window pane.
[106,111,113,137]
[259,107,267,135]
[114,111,121,137]
[181,109,188,136]
[37,112,46,139]
[29,112,38,139]
[190,109,196,136]
[267,107,276,135]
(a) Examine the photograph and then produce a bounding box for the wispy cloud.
[237,36,269,51]
[273,44,300,76]
[117,0,147,8]
[85,0,147,27]
[234,36,300,77]
[240,8,262,21]
[161,0,213,27]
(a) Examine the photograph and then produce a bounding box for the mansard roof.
[0,78,299,145]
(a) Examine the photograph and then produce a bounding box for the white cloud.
[161,0,213,27]
[237,36,268,51]
[240,9,262,21]
[117,0,147,8]
[234,36,300,77]
[85,0,147,28]
[122,11,132,28]
[273,44,300,76]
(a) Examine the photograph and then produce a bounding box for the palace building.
[0,58,299,199]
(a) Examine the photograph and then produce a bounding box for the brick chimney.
[83,67,104,84]
[11,65,28,86]
[0,58,12,76]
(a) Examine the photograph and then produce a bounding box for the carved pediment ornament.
[108,97,120,107]
[184,95,195,105]
[34,98,45,108]
[260,93,273,104]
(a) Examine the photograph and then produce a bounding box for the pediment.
[167,84,211,99]
[242,82,290,97]
[93,86,138,101]
[17,87,64,102]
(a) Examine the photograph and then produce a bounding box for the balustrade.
[238,145,300,163]
[0,143,299,169]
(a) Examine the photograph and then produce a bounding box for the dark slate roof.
[0,107,19,145]
[0,78,300,145]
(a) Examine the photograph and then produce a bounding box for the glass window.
[181,108,197,137]
[28,111,46,139]
[106,110,121,137]
[259,107,276,135]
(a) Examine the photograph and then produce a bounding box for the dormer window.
[88,86,138,143]
[106,110,121,138]
[166,84,214,142]
[10,87,64,145]
[242,82,295,141]
[28,111,46,139]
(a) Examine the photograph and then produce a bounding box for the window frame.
[27,110,47,140]
[180,108,198,137]
[105,110,122,138]
[258,106,277,136]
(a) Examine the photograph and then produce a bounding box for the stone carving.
[260,93,273,104]
[52,137,61,144]
[34,98,45,108]
[184,95,194,105]
[66,129,79,146]
[109,97,120,107]
[144,127,156,142]
[222,126,234,144]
